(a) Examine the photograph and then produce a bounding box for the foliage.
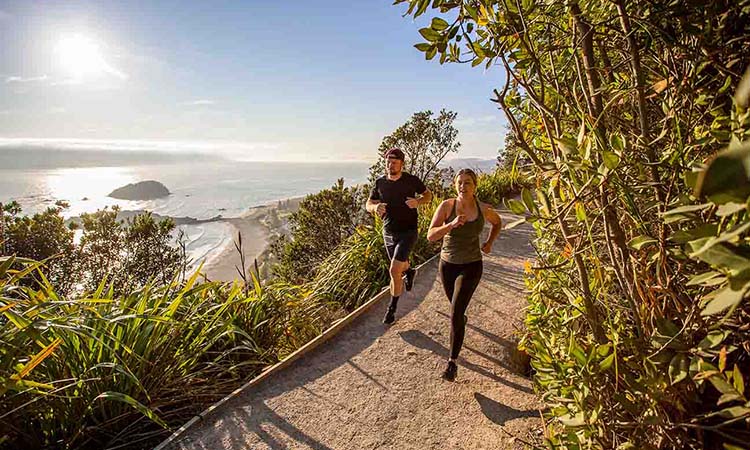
[1,201,77,293]
[311,196,442,311]
[368,109,460,192]
[271,179,371,283]
[1,204,185,296]
[397,0,750,448]
[474,168,531,207]
[0,257,330,449]
[0,184,445,449]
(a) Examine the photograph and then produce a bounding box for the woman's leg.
[448,260,483,360]
[438,259,459,303]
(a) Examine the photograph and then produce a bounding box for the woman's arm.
[481,203,502,254]
[427,200,463,242]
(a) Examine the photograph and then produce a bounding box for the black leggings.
[438,259,483,360]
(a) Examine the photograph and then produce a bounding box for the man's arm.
[366,198,381,214]
[417,188,432,206]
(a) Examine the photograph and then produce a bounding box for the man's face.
[386,157,403,175]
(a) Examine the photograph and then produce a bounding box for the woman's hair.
[454,168,478,186]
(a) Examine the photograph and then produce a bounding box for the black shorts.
[383,229,418,263]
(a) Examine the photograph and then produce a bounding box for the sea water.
[0,148,370,265]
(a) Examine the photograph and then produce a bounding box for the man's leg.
[389,258,408,298]
[383,258,408,324]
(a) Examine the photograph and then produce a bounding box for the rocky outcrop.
[108,180,170,200]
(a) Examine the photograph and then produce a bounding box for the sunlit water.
[1,154,370,266]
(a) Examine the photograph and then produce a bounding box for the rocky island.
[108,180,170,200]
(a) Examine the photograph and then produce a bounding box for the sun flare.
[55,34,124,80]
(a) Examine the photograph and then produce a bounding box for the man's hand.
[376,203,387,217]
[405,197,419,209]
[449,214,466,229]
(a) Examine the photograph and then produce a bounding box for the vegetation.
[369,109,460,196]
[271,179,371,284]
[1,102,500,448]
[397,0,750,448]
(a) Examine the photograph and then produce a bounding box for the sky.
[0,0,509,162]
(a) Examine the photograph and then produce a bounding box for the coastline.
[199,196,303,282]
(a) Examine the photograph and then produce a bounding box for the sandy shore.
[201,197,302,282]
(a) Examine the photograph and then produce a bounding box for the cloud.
[182,99,215,106]
[5,75,49,83]
[0,10,11,21]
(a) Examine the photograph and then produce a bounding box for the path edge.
[154,253,441,450]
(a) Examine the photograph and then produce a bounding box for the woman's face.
[455,173,476,197]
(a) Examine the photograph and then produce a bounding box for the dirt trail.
[164,214,542,450]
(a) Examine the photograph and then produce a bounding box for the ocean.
[0,147,371,265]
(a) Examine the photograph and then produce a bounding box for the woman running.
[427,168,502,381]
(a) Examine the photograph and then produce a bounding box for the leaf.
[602,151,620,169]
[736,64,750,108]
[698,330,732,350]
[670,224,718,244]
[419,27,441,42]
[733,364,745,395]
[669,354,689,384]
[686,271,722,286]
[652,78,669,93]
[575,202,587,222]
[689,221,750,257]
[17,338,62,379]
[716,202,746,217]
[431,17,449,31]
[718,406,750,419]
[506,199,526,215]
[558,412,586,427]
[688,240,750,275]
[661,203,711,216]
[695,142,750,204]
[414,43,432,52]
[710,376,743,403]
[701,282,749,316]
[521,188,537,214]
[96,392,168,429]
[628,235,657,251]
[554,137,576,155]
[599,353,615,371]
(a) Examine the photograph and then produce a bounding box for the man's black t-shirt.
[369,173,427,232]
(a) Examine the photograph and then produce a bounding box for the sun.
[55,34,123,80]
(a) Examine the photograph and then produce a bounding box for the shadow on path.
[398,329,533,394]
[474,393,538,426]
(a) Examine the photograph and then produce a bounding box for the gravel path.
[165,214,542,450]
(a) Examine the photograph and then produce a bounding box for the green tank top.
[441,197,485,264]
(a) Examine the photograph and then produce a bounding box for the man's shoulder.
[401,172,422,182]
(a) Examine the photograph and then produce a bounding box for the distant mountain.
[109,180,170,200]
[440,158,498,173]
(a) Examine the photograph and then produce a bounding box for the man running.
[367,148,432,325]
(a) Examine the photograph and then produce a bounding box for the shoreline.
[196,196,303,282]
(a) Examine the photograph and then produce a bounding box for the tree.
[397,0,750,448]
[1,201,76,293]
[271,179,371,283]
[369,109,460,191]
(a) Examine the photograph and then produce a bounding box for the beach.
[201,197,302,282]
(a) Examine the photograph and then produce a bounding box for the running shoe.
[383,306,396,325]
[404,268,416,291]
[442,360,458,381]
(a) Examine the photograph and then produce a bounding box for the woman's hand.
[449,214,466,229]
[481,240,493,255]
